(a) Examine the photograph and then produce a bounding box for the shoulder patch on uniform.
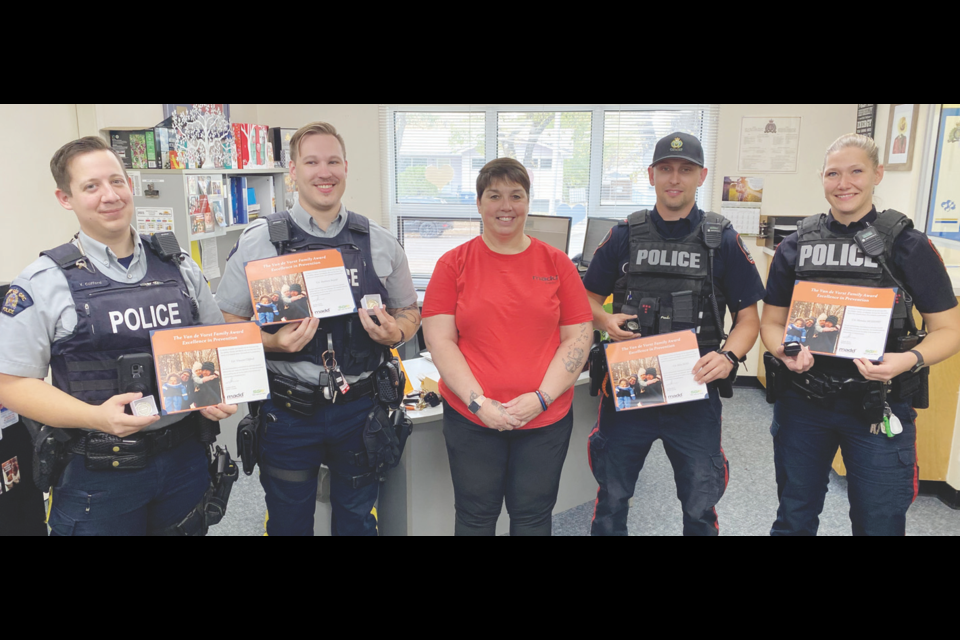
[928,239,944,264]
[1,286,33,318]
[227,239,241,260]
[597,227,614,250]
[736,234,755,264]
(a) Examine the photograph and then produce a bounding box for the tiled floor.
[210,389,960,536]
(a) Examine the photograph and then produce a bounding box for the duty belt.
[784,369,892,401]
[69,416,200,471]
[268,371,376,416]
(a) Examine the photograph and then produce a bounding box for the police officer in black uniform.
[584,132,765,536]
[0,137,237,536]
[215,122,420,536]
[761,133,960,536]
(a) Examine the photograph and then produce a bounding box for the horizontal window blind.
[381,104,719,279]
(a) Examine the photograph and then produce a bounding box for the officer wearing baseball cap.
[583,131,765,535]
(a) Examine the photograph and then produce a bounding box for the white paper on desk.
[218,342,271,403]
[302,266,355,318]
[200,238,221,280]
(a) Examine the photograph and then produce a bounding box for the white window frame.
[380,104,719,276]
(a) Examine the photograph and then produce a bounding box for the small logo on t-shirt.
[532,275,559,282]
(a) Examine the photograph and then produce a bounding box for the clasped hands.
[477,392,546,431]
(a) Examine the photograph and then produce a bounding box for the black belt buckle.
[84,432,148,471]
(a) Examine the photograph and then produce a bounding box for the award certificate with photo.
[782,281,897,360]
[603,329,707,412]
[150,322,270,415]
[244,249,356,325]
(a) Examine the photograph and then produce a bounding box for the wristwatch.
[909,349,925,374]
[719,351,738,366]
[468,395,486,414]
[389,327,406,351]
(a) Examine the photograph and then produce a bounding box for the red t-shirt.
[422,236,593,429]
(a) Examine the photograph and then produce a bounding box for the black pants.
[442,403,573,536]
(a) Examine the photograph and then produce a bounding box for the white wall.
[711,104,859,375]
[0,104,80,283]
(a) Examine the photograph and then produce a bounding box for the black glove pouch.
[84,432,148,471]
[363,404,400,472]
[236,411,260,476]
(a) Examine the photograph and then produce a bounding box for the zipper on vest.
[84,278,180,298]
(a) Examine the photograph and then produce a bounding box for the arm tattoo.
[469,391,479,403]
[490,400,508,416]
[387,304,421,326]
[539,390,554,405]
[563,347,585,373]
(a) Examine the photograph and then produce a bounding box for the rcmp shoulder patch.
[928,238,944,264]
[736,234,755,264]
[1,286,33,317]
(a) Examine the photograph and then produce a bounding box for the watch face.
[468,400,481,414]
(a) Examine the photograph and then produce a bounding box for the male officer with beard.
[584,132,765,536]
[216,122,420,536]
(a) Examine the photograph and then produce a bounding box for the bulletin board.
[925,105,960,242]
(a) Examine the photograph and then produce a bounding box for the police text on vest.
[109,304,181,333]
[798,243,877,268]
[636,249,700,268]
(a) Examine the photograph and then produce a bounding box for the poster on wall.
[885,103,920,171]
[136,207,175,236]
[926,104,960,241]
[738,117,801,173]
[856,104,877,138]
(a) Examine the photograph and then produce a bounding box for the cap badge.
[670,137,683,150]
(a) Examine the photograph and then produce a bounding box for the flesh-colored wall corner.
[0,104,80,283]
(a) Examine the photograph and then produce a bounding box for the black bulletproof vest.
[613,209,728,348]
[46,237,199,405]
[794,209,913,378]
[262,210,390,376]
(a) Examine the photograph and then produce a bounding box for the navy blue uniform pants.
[771,388,918,536]
[589,387,728,536]
[49,437,208,536]
[258,396,378,536]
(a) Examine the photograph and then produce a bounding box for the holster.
[763,351,782,404]
[236,402,262,476]
[588,338,608,397]
[154,445,238,536]
[28,420,75,492]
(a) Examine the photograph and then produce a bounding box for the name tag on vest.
[797,240,879,274]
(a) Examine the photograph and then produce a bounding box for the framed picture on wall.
[884,103,919,171]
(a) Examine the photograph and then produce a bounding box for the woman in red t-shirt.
[422,158,593,536]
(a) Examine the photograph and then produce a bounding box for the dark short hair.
[476,158,530,200]
[50,136,126,195]
[289,121,346,163]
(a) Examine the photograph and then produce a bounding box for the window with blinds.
[380,105,719,279]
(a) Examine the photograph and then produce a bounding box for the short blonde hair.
[823,133,880,172]
[289,121,346,163]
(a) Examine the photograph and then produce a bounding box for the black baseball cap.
[651,132,704,167]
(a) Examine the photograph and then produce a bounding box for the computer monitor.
[579,218,620,269]
[524,215,571,254]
